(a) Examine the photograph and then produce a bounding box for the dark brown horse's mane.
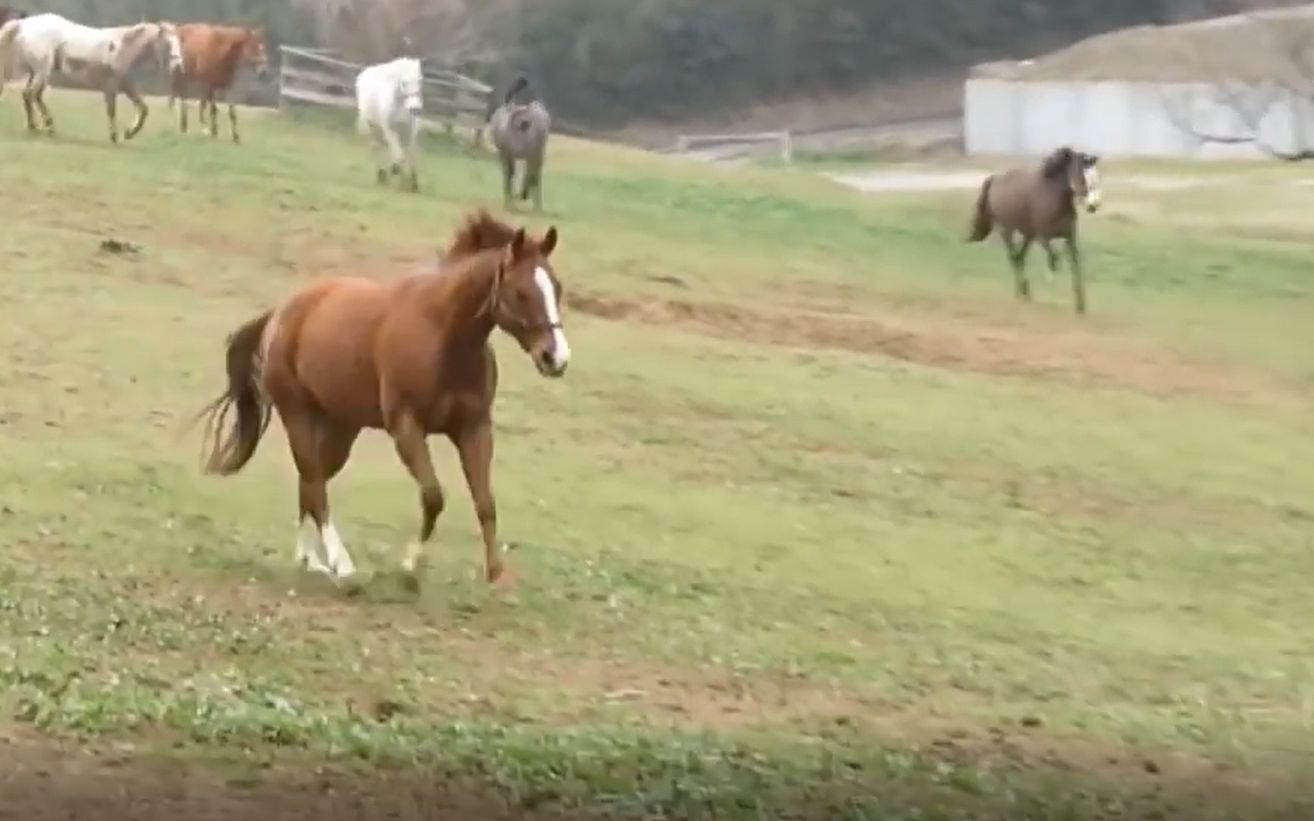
[443,209,520,261]
[1040,146,1075,179]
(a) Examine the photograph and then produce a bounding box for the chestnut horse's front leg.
[388,410,446,586]
[454,420,508,586]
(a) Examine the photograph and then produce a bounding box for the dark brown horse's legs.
[1041,239,1060,276]
[1067,239,1087,315]
[390,413,446,579]
[455,421,506,585]
[1004,233,1031,299]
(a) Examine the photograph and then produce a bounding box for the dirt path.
[0,730,587,821]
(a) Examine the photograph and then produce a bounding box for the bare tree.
[289,0,505,68]
[1159,8,1314,160]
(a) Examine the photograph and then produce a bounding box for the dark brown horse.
[966,146,1102,315]
[166,22,269,143]
[195,210,570,589]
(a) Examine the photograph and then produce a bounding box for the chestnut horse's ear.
[509,227,527,258]
[541,226,558,256]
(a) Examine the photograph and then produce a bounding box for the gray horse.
[966,146,1102,315]
[487,76,551,211]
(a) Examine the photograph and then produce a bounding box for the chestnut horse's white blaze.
[534,266,571,372]
[355,56,424,192]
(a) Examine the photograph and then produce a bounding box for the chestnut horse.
[195,211,571,588]
[167,22,269,143]
[966,146,1102,315]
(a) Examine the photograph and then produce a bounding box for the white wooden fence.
[672,130,794,162]
[277,45,493,136]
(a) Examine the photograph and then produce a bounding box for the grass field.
[1,90,1313,820]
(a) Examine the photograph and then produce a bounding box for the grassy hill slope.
[0,91,1312,819]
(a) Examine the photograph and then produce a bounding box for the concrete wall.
[964,79,1314,159]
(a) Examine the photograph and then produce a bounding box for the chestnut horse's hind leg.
[282,409,360,580]
[387,411,445,582]
[454,420,507,585]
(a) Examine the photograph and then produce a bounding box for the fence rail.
[277,46,493,135]
[672,130,794,162]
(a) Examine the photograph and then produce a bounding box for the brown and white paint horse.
[966,146,1102,315]
[0,12,174,141]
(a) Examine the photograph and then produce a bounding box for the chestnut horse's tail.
[196,310,274,476]
[0,18,23,95]
[966,175,994,242]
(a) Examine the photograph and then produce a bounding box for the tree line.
[39,0,1208,127]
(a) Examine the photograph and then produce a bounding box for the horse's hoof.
[389,163,401,176]
[336,576,366,598]
[376,170,388,185]
[400,570,421,595]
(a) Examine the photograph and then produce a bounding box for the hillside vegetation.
[32,0,1310,127]
[0,91,1312,819]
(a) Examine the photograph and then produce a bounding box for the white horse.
[0,12,172,142]
[355,56,424,193]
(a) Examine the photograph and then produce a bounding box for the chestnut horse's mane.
[442,209,520,262]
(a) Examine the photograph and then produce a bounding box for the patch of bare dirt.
[0,728,589,821]
[567,290,1308,409]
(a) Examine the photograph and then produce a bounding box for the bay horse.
[488,76,551,212]
[0,13,173,142]
[355,56,424,193]
[966,146,1102,315]
[166,23,269,143]
[195,211,571,588]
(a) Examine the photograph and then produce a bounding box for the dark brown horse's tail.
[195,310,274,476]
[966,175,994,242]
